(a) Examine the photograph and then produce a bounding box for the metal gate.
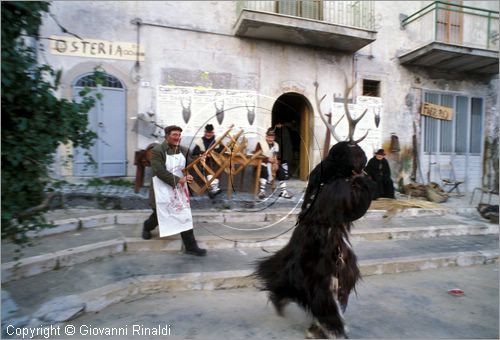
[73,73,127,177]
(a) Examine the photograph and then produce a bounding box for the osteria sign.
[50,35,145,61]
[421,102,453,121]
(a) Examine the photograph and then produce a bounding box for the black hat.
[266,127,275,136]
[205,124,214,132]
[375,148,386,156]
[164,125,182,135]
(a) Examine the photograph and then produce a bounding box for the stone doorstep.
[3,223,498,284]
[30,206,474,239]
[14,250,498,324]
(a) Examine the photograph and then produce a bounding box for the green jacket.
[149,140,193,208]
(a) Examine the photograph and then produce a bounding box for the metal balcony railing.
[237,1,375,31]
[401,1,499,51]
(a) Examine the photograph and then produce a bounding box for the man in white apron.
[255,127,293,200]
[191,124,222,198]
[142,125,207,256]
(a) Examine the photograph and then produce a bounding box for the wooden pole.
[322,112,332,160]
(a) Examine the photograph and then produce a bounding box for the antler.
[343,77,369,144]
[314,81,344,142]
[314,80,370,144]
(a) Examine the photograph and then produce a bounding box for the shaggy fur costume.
[254,141,373,338]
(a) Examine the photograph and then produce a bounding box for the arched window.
[75,73,123,88]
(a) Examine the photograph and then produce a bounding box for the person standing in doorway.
[273,122,293,180]
[191,124,222,198]
[255,127,293,199]
[364,148,395,199]
[142,125,207,256]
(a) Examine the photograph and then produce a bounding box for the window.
[470,98,483,153]
[277,0,322,20]
[362,79,380,97]
[422,92,483,155]
[436,0,463,44]
[75,74,123,88]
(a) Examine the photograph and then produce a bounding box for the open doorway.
[271,93,311,180]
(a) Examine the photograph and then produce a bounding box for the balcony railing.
[237,1,375,31]
[402,1,499,51]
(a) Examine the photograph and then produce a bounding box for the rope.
[198,219,298,244]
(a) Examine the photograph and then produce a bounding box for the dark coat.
[191,136,223,156]
[191,136,223,171]
[274,126,293,164]
[149,140,193,208]
[364,157,395,199]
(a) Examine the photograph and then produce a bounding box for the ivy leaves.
[1,1,102,243]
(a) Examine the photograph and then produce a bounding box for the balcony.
[233,1,376,52]
[399,1,499,75]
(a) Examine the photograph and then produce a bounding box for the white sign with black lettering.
[50,35,145,61]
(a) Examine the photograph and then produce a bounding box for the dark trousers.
[143,209,199,250]
[144,210,159,231]
[260,163,288,181]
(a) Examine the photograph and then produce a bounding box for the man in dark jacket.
[142,125,206,256]
[364,148,395,199]
[191,124,223,198]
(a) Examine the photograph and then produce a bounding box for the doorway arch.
[72,73,127,177]
[271,93,312,180]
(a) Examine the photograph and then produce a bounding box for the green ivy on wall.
[1,1,102,243]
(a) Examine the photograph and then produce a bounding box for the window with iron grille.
[422,92,483,155]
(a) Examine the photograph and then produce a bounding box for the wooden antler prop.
[314,78,369,144]
[342,77,369,144]
[314,81,344,142]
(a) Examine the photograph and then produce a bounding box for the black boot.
[142,211,158,240]
[180,229,207,256]
[142,221,152,240]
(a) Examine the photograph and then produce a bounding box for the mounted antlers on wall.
[314,78,369,144]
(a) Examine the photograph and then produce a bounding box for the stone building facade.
[40,1,499,192]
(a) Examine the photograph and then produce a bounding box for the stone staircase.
[1,206,498,333]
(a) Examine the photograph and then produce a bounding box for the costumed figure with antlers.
[254,81,375,338]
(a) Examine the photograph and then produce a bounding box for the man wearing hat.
[254,127,293,199]
[142,125,207,256]
[364,148,395,199]
[192,124,223,198]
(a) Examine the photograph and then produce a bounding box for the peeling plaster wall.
[41,1,355,177]
[356,1,499,188]
[40,1,498,188]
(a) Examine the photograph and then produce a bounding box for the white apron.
[152,152,193,237]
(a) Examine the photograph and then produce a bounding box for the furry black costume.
[254,82,374,338]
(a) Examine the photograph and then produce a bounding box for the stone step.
[29,204,479,239]
[2,216,497,282]
[2,234,497,322]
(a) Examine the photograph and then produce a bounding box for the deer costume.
[254,80,375,338]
